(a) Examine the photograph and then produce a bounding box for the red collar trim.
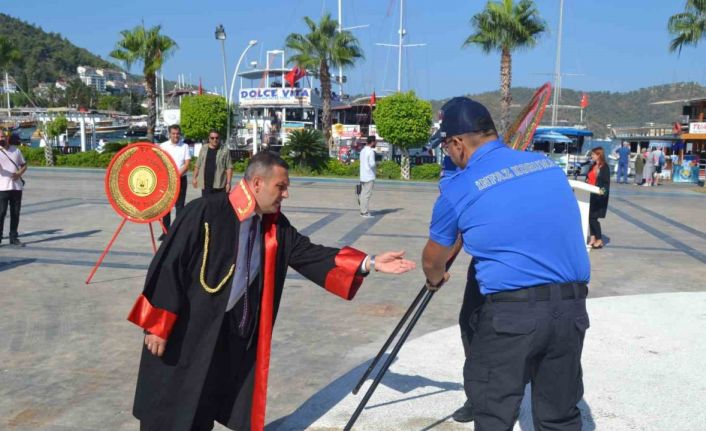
[229,179,256,222]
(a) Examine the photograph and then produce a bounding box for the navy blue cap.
[426,97,496,148]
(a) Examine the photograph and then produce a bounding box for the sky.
[4,0,706,101]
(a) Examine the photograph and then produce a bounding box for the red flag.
[198,77,203,95]
[370,91,376,106]
[285,66,306,87]
[580,93,589,109]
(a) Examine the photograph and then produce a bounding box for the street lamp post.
[215,24,230,144]
[227,40,258,150]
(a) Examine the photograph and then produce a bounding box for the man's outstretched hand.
[372,250,417,274]
[144,333,167,357]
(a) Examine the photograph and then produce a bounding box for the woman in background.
[634,149,645,185]
[586,147,610,249]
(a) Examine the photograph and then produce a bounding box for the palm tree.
[110,25,177,141]
[463,0,546,134]
[285,13,363,147]
[0,36,21,117]
[668,0,706,54]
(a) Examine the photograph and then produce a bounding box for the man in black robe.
[127,151,416,431]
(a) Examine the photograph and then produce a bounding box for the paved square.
[1,168,705,430]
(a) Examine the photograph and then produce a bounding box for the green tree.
[97,94,122,111]
[44,115,68,166]
[373,91,432,180]
[0,36,21,115]
[463,0,546,134]
[110,24,177,141]
[63,78,98,109]
[282,128,329,172]
[285,13,364,147]
[668,0,706,53]
[180,94,227,141]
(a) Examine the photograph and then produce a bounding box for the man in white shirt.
[359,135,377,218]
[159,124,191,239]
[0,132,27,247]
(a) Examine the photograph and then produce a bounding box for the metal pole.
[220,39,230,145]
[550,0,564,126]
[345,289,436,430]
[397,0,404,92]
[352,286,427,394]
[5,72,11,117]
[338,0,344,96]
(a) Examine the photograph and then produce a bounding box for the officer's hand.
[192,178,198,189]
[225,183,231,193]
[144,333,167,357]
[425,272,450,291]
[373,250,417,274]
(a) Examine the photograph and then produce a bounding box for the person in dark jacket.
[586,147,610,248]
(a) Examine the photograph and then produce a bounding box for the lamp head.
[215,24,226,41]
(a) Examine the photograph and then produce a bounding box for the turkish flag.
[580,93,589,109]
[370,91,376,106]
[198,77,203,95]
[285,66,306,87]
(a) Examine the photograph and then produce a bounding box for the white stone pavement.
[274,292,706,431]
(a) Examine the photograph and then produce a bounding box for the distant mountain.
[430,82,706,138]
[0,13,118,91]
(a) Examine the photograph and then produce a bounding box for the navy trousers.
[467,283,589,431]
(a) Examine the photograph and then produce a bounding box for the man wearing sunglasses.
[193,129,233,197]
[422,97,591,430]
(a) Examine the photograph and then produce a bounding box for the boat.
[531,126,595,175]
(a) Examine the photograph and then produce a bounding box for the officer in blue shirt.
[422,97,591,430]
[615,141,631,184]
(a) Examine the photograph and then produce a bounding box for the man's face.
[208,133,220,147]
[169,129,180,143]
[441,135,465,169]
[252,165,290,214]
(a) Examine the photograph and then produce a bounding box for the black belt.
[488,282,588,302]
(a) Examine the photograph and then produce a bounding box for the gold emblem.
[128,166,157,197]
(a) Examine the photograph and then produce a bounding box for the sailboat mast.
[550,0,564,126]
[338,0,344,96]
[397,0,404,92]
[5,72,11,117]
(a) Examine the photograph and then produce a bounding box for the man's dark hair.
[168,124,181,133]
[367,135,375,144]
[244,151,289,180]
[209,129,219,136]
[9,133,21,146]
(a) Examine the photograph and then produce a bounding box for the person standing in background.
[634,149,645,185]
[359,135,376,218]
[586,147,610,249]
[159,125,190,239]
[0,132,27,247]
[615,141,631,184]
[192,130,232,197]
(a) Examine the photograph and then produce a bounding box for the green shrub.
[103,142,128,153]
[19,146,46,166]
[281,129,329,172]
[232,159,248,173]
[55,150,113,168]
[322,159,358,177]
[377,160,401,180]
[411,163,441,180]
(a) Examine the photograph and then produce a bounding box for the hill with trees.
[0,13,117,92]
[429,82,706,138]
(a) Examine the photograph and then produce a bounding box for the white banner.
[239,88,311,106]
[689,122,706,134]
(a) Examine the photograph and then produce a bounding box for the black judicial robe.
[127,181,367,431]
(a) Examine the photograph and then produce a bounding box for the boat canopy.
[535,127,593,137]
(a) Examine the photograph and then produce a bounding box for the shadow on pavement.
[0,258,36,271]
[267,354,462,431]
[23,229,102,245]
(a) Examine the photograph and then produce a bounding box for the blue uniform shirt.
[617,146,630,164]
[429,139,590,295]
[439,155,460,187]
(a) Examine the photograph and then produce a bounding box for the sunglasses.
[208,136,219,140]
